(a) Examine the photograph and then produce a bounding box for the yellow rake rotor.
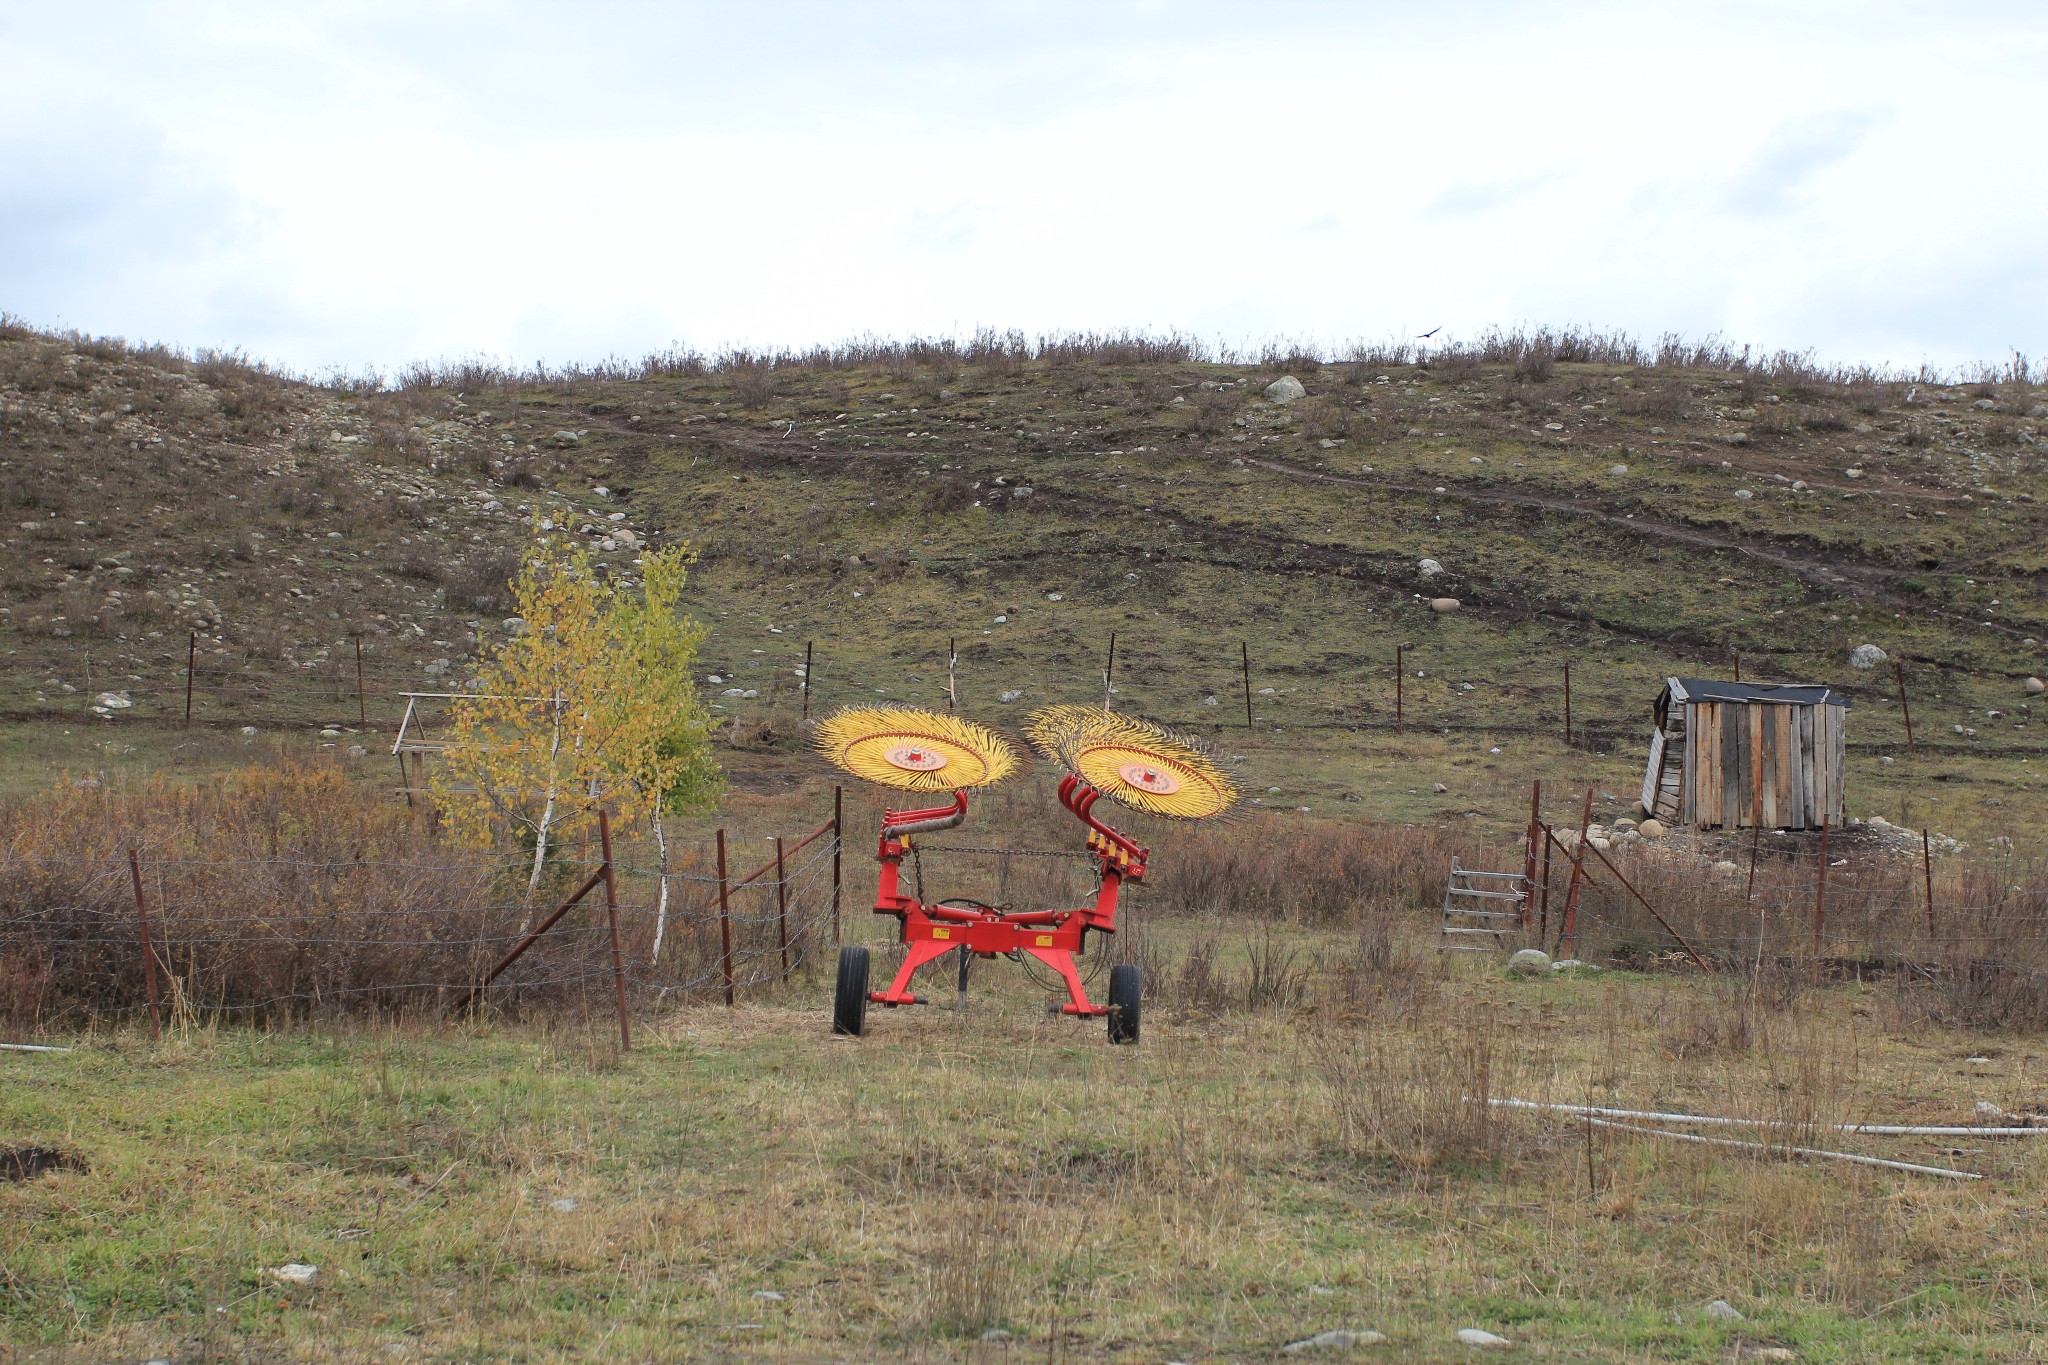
[813,706,1024,793]
[1025,706,1238,820]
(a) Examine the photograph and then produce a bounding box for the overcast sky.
[4,2,2044,376]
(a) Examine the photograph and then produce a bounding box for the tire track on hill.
[590,419,2037,648]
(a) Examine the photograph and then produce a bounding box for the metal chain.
[917,844,1095,860]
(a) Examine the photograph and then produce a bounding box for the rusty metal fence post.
[1922,829,1936,937]
[802,640,814,722]
[184,632,196,729]
[1562,661,1572,747]
[1556,787,1595,958]
[127,849,161,1040]
[1895,660,1916,755]
[355,636,368,732]
[598,811,630,1051]
[716,829,735,1007]
[1811,815,1831,961]
[774,834,790,977]
[1394,645,1404,736]
[1241,642,1253,730]
[831,786,844,948]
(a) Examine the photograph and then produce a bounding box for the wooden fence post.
[716,829,736,1007]
[946,638,957,712]
[802,641,814,722]
[354,636,368,732]
[127,850,161,1040]
[1103,632,1116,711]
[184,632,196,729]
[597,811,630,1051]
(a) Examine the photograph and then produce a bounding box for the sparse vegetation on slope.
[2,317,2044,846]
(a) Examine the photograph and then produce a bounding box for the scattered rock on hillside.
[1264,376,1307,404]
[552,430,583,446]
[2025,676,2045,694]
[1282,1328,1387,1352]
[1704,1299,1745,1323]
[1608,464,1629,475]
[1507,949,1551,975]
[1638,819,1665,839]
[270,1263,318,1285]
[1430,597,1461,613]
[1850,643,1887,670]
[1417,558,1444,577]
[1454,1328,1510,1348]
[998,690,1024,703]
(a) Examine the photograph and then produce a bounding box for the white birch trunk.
[649,792,670,966]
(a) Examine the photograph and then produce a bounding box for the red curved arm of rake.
[1058,774,1146,869]
[880,789,968,841]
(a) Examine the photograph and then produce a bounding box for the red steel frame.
[869,775,1147,1016]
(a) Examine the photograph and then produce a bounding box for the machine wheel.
[832,946,871,1037]
[1106,963,1141,1045]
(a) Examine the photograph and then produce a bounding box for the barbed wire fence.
[0,801,850,1046]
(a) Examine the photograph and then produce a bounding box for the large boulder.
[1429,597,1461,613]
[1850,643,1888,670]
[1417,557,1444,577]
[2025,676,2045,695]
[1507,948,1552,975]
[1638,818,1666,839]
[1263,375,1307,404]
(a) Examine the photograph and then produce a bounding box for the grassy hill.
[3,318,2044,846]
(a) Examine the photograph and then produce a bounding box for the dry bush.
[1312,1004,1525,1175]
[1188,388,1242,437]
[728,362,778,408]
[1145,814,1478,924]
[0,765,592,1026]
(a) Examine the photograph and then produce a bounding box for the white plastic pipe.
[1486,1096,2045,1138]
[1586,1117,1982,1181]
[0,1043,72,1053]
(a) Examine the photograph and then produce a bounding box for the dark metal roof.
[1669,678,1850,709]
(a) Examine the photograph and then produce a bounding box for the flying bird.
[1416,327,1441,339]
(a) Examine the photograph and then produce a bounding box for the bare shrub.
[729,363,778,408]
[1312,1004,1523,1174]
[1146,815,1477,924]
[1188,388,1241,437]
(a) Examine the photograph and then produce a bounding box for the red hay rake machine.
[815,704,1238,1044]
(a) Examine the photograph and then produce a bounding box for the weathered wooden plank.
[1728,704,1745,827]
[1679,704,1696,824]
[1813,704,1830,826]
[1798,705,1814,826]
[1696,703,1712,826]
[1641,729,1667,816]
[1769,704,1785,828]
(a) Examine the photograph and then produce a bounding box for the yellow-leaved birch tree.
[430,521,720,911]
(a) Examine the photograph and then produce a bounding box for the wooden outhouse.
[1640,678,1848,830]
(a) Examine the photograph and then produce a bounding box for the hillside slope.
[3,321,2043,842]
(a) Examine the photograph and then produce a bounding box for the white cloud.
[2,1,2043,374]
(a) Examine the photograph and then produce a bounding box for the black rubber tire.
[1106,963,1141,1045]
[832,945,871,1037]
